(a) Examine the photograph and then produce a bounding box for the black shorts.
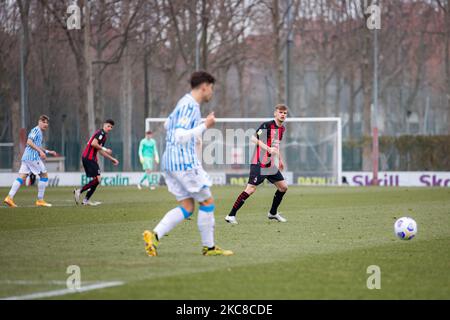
[248,164,284,186]
[82,158,101,178]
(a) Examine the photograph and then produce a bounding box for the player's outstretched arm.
[45,149,58,157]
[174,112,215,144]
[99,150,119,165]
[278,152,284,171]
[251,136,278,155]
[138,139,144,163]
[153,139,160,164]
[175,124,206,144]
[91,138,111,153]
[27,138,46,159]
[91,138,118,165]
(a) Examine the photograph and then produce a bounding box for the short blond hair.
[275,104,288,111]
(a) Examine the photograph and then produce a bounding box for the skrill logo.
[419,175,450,187]
[352,174,399,186]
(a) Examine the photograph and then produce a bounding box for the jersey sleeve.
[138,139,144,158]
[151,139,159,158]
[93,131,106,146]
[255,122,268,143]
[175,104,197,130]
[28,128,39,142]
[280,127,285,141]
[93,130,102,140]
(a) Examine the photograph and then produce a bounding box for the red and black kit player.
[73,119,119,206]
[225,105,289,224]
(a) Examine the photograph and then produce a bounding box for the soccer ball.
[394,217,417,240]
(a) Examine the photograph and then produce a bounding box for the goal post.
[145,117,342,186]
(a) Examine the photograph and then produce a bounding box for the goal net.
[145,118,342,186]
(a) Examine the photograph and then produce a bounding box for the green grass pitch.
[0,185,449,299]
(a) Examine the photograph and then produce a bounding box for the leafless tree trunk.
[200,0,211,70]
[84,2,96,136]
[444,0,450,134]
[271,0,285,104]
[143,51,152,118]
[11,101,21,171]
[361,1,373,171]
[121,2,133,171]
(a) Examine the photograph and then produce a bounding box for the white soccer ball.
[394,217,417,240]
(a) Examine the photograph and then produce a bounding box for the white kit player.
[3,115,57,208]
[142,71,233,256]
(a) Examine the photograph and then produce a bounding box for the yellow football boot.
[143,230,159,257]
[3,196,17,208]
[36,199,52,207]
[202,246,234,256]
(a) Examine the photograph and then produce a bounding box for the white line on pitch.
[0,280,98,286]
[1,281,124,300]
[0,204,75,209]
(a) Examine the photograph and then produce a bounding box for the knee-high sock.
[154,206,190,239]
[85,184,99,201]
[198,204,215,248]
[37,177,48,200]
[229,191,250,217]
[140,173,148,184]
[81,177,99,194]
[8,178,23,198]
[147,173,154,186]
[270,190,286,215]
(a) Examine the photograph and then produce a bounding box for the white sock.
[8,178,23,198]
[197,204,215,248]
[154,206,188,239]
[37,178,48,200]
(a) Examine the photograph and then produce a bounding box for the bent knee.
[245,185,256,195]
[182,204,195,213]
[279,185,288,192]
[199,197,214,206]
[180,198,195,214]
[179,205,194,219]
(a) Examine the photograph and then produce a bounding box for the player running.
[225,104,289,224]
[3,115,57,207]
[142,71,233,257]
[73,119,119,206]
[137,130,159,190]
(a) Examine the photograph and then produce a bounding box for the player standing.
[73,119,119,206]
[3,115,57,207]
[142,71,233,256]
[225,105,289,224]
[137,130,159,190]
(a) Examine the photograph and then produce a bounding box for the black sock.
[270,190,286,215]
[80,177,98,194]
[229,191,250,216]
[85,180,99,200]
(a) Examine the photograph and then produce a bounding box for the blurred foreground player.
[142,71,233,257]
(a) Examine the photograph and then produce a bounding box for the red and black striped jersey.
[82,129,108,162]
[252,120,285,168]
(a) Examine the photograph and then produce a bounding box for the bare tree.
[436,0,450,134]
